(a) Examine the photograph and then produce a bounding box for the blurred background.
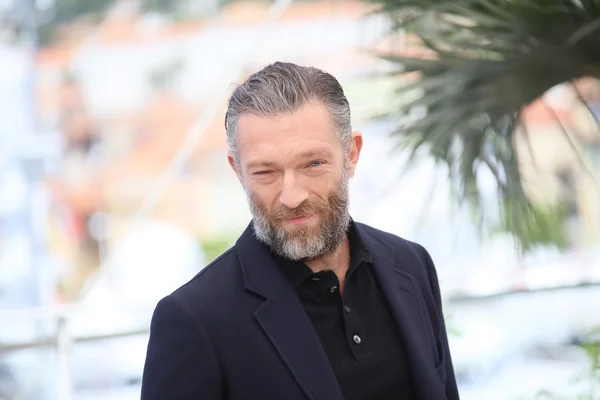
[0,0,599,399]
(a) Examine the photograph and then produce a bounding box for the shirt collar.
[275,218,372,288]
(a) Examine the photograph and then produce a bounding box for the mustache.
[270,200,325,220]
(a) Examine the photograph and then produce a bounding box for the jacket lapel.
[236,224,345,400]
[358,225,446,400]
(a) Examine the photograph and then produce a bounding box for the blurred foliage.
[200,237,235,264]
[368,0,600,252]
[35,0,332,45]
[37,0,227,45]
[533,326,600,399]
[140,0,185,15]
[492,201,571,250]
[443,310,462,338]
[38,0,113,44]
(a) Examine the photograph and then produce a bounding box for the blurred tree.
[35,0,236,45]
[141,0,224,19]
[140,0,180,14]
[368,0,600,252]
[38,0,116,44]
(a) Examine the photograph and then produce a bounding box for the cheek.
[246,182,279,209]
[308,175,338,201]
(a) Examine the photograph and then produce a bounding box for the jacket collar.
[235,220,446,400]
[234,222,289,299]
[235,222,344,399]
[357,223,448,399]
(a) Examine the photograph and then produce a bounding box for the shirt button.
[353,335,362,345]
[344,305,351,314]
[329,286,338,293]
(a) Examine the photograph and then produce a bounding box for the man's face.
[229,101,363,260]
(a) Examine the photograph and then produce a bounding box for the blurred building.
[517,78,600,248]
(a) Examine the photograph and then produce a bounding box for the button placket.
[341,278,372,361]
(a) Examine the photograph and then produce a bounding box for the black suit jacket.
[141,222,460,400]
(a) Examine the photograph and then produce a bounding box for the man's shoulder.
[167,246,243,308]
[355,222,436,287]
[355,221,425,255]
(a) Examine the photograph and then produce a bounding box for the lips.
[286,215,309,223]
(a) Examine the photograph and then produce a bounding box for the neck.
[305,236,351,294]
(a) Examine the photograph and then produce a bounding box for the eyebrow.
[247,161,277,171]
[298,149,334,159]
[246,149,334,171]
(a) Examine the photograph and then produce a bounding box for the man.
[141,62,459,400]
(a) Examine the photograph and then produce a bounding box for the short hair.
[225,61,352,166]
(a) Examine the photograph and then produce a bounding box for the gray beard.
[246,174,351,261]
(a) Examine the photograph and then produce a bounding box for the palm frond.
[369,0,600,251]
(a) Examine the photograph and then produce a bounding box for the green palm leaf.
[369,0,600,252]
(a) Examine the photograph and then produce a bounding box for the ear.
[346,131,363,177]
[227,152,243,182]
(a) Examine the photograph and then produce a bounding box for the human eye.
[253,170,273,175]
[307,160,325,168]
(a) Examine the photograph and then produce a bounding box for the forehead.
[236,101,341,164]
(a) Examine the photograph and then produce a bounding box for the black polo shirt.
[276,221,416,400]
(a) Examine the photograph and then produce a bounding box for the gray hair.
[225,62,352,166]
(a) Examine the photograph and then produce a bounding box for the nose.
[279,172,309,209]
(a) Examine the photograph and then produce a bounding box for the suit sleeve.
[420,246,460,400]
[141,294,224,400]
